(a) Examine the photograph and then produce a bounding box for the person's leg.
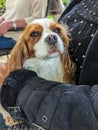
[0,36,16,56]
[0,114,7,130]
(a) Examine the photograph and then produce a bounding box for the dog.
[0,18,75,126]
[23,18,75,83]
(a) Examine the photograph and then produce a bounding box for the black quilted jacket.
[1,69,98,130]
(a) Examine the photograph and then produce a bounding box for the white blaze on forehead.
[32,18,53,26]
[31,18,54,33]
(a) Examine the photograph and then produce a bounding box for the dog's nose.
[45,34,57,45]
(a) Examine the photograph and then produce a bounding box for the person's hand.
[0,21,11,35]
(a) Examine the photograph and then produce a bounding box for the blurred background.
[0,0,71,16]
[0,0,5,15]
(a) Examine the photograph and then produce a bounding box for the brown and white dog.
[0,18,75,126]
[1,18,75,84]
[23,18,75,83]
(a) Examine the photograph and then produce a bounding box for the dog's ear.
[59,25,75,83]
[1,26,35,83]
[7,38,29,72]
[61,51,76,84]
[0,62,7,86]
[58,22,71,48]
[0,40,27,84]
[8,25,36,69]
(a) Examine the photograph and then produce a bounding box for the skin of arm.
[0,19,27,35]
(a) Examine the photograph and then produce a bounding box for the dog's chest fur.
[23,56,63,82]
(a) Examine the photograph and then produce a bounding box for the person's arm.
[9,19,27,29]
[0,19,27,35]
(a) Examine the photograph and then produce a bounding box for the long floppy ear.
[61,51,76,84]
[7,39,28,71]
[0,62,7,87]
[60,25,76,84]
[1,25,35,84]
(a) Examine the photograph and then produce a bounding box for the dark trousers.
[0,36,16,49]
[0,36,16,56]
[0,114,7,130]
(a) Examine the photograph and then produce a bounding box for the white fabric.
[4,0,47,23]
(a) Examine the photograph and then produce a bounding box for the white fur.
[32,18,53,27]
[23,56,63,82]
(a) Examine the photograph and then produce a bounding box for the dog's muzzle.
[45,34,58,45]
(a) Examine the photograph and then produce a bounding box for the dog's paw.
[3,111,21,126]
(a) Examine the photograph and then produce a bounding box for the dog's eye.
[30,32,40,37]
[53,28,60,34]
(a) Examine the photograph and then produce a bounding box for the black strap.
[8,27,24,31]
[7,106,25,121]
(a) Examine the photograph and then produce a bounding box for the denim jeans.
[0,36,16,49]
[0,114,7,130]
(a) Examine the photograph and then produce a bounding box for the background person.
[0,0,65,40]
[59,0,98,83]
[48,0,65,22]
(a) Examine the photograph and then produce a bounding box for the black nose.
[45,34,58,45]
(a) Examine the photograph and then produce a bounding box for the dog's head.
[29,18,69,59]
[2,18,75,84]
[16,18,69,60]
